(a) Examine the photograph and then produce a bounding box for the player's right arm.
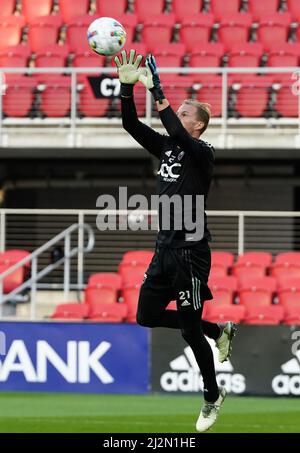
[115,50,165,158]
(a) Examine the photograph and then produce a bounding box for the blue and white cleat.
[216,321,237,363]
[196,387,227,432]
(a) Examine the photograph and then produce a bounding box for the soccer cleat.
[196,387,227,432]
[215,321,237,363]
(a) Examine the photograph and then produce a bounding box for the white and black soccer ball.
[87,17,126,56]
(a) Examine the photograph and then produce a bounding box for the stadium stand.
[0,0,298,120]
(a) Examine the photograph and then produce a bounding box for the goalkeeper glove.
[115,49,143,97]
[139,54,165,103]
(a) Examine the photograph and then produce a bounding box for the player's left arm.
[139,55,214,163]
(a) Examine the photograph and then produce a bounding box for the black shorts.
[141,242,213,311]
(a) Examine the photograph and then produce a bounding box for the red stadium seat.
[123,284,140,323]
[210,251,234,277]
[87,272,122,289]
[209,276,238,305]
[121,250,154,265]
[3,77,36,117]
[274,252,300,266]
[85,287,118,305]
[66,15,96,53]
[0,0,16,16]
[0,44,31,68]
[238,276,277,307]
[232,265,267,280]
[267,43,300,67]
[78,76,110,117]
[35,44,70,69]
[204,303,245,323]
[283,306,300,325]
[152,43,186,68]
[172,0,203,21]
[179,14,214,53]
[160,77,194,111]
[195,79,222,117]
[247,0,280,22]
[277,277,300,308]
[96,0,127,17]
[40,78,71,117]
[0,16,25,51]
[51,303,89,319]
[0,249,30,267]
[72,50,105,68]
[121,43,147,57]
[271,252,300,277]
[141,14,175,52]
[119,262,148,287]
[286,0,300,21]
[274,83,299,118]
[236,251,273,267]
[27,15,62,52]
[0,263,24,293]
[87,302,127,322]
[167,300,177,310]
[233,76,272,117]
[210,0,241,22]
[22,0,53,22]
[244,305,284,325]
[257,13,292,52]
[218,14,253,52]
[232,251,272,279]
[228,43,263,68]
[278,291,300,309]
[212,251,235,268]
[135,0,165,21]
[189,43,224,78]
[59,0,90,22]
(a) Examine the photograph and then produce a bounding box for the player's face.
[176,104,204,137]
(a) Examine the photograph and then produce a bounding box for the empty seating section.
[0,1,300,118]
[45,248,300,324]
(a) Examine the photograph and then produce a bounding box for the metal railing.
[1,66,300,147]
[0,222,95,319]
[1,207,300,270]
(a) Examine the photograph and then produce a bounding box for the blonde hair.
[183,99,211,134]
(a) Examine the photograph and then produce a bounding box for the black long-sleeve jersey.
[121,96,215,248]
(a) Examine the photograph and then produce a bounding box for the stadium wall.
[0,322,299,397]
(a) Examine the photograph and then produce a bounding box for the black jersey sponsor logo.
[158,163,181,182]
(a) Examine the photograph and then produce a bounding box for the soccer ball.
[87,17,126,56]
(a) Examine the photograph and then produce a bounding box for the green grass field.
[0,393,299,433]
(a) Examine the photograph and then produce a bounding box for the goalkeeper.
[115,49,236,432]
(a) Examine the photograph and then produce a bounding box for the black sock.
[179,311,219,403]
